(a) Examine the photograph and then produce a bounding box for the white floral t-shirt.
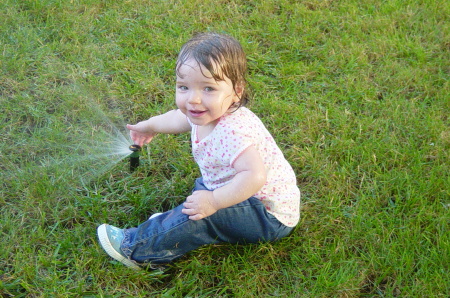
[188,107,300,227]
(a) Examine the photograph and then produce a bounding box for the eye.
[204,87,215,92]
[177,85,188,91]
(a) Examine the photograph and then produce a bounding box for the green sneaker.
[97,224,141,270]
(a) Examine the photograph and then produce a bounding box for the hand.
[182,190,219,220]
[126,122,157,147]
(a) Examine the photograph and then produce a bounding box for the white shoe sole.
[97,224,141,270]
[149,213,163,220]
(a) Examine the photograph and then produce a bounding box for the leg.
[120,178,293,265]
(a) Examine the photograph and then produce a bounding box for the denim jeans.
[121,178,294,265]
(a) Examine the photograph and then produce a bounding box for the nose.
[187,90,201,104]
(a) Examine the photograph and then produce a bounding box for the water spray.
[129,144,141,172]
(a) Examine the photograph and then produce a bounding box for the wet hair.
[176,32,249,107]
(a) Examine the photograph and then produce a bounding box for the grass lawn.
[1,0,449,296]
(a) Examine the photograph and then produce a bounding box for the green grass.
[1,0,449,296]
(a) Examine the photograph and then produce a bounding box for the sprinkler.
[129,144,141,172]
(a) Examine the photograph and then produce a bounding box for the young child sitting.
[97,32,300,269]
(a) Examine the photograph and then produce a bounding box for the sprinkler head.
[129,144,141,152]
[129,144,141,172]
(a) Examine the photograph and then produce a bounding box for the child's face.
[176,59,242,129]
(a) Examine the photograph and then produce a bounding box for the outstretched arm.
[127,109,190,146]
[182,145,267,220]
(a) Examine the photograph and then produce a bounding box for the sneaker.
[97,224,141,270]
[149,212,163,220]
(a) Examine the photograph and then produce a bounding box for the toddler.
[97,32,300,269]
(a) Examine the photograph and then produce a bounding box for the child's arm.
[182,145,267,220]
[127,109,190,146]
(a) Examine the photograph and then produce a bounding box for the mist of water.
[54,102,138,184]
[5,92,145,191]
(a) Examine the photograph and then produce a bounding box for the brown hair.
[176,32,249,107]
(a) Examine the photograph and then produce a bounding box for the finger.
[138,137,146,147]
[132,138,142,147]
[185,195,194,203]
[141,136,153,146]
[189,214,203,221]
[181,207,194,215]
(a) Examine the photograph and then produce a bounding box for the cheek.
[175,95,185,109]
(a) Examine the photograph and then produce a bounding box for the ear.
[233,83,245,102]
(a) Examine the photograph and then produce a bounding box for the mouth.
[189,110,207,117]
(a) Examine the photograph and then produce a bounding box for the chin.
[190,118,217,127]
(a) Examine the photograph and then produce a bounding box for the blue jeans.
[121,178,294,265]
